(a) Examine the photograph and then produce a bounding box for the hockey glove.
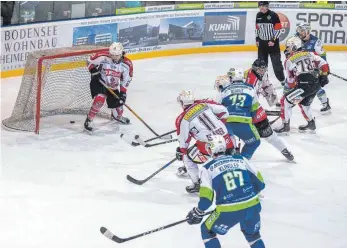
[118,91,127,105]
[319,75,329,87]
[176,147,184,161]
[186,207,204,225]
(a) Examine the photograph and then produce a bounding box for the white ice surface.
[1,52,347,248]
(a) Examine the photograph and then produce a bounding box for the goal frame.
[34,47,108,134]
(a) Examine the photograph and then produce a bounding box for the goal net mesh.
[2,46,112,133]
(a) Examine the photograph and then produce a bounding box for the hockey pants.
[201,204,265,248]
[258,40,285,82]
[225,122,260,160]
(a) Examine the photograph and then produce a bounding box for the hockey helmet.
[228,68,244,83]
[296,23,311,40]
[258,1,269,7]
[206,135,226,156]
[177,90,195,108]
[109,42,124,61]
[252,59,267,80]
[215,75,231,92]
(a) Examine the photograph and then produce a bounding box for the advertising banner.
[1,25,66,71]
[203,11,247,46]
[159,16,204,46]
[118,19,160,48]
[73,23,118,46]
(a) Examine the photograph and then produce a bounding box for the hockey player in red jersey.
[274,36,330,134]
[175,90,234,193]
[240,60,294,161]
[84,42,133,132]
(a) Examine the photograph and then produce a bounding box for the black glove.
[186,207,204,225]
[118,91,127,104]
[319,75,329,87]
[284,48,290,58]
[176,147,184,161]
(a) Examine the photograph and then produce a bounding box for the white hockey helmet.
[285,36,303,53]
[296,22,311,39]
[177,90,195,108]
[109,42,124,59]
[206,135,226,156]
[228,68,244,83]
[215,75,231,92]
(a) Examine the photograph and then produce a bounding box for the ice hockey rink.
[1,51,347,248]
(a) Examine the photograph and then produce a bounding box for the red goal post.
[2,46,110,134]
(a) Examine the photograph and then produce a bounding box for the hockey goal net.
[2,46,112,134]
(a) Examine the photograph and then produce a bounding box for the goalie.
[84,42,133,132]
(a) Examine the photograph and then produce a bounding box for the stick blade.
[126,175,145,185]
[100,227,125,243]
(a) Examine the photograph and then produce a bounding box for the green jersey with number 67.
[198,154,265,212]
[219,82,260,124]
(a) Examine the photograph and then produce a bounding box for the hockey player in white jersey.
[84,42,133,132]
[296,22,331,113]
[175,90,234,193]
[275,36,330,134]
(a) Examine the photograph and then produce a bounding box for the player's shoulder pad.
[90,51,110,60]
[309,34,319,42]
[175,111,186,134]
[122,57,133,66]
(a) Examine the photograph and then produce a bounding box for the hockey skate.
[176,166,188,177]
[112,113,130,124]
[274,121,290,135]
[281,148,294,161]
[320,98,331,114]
[84,117,94,132]
[186,181,200,194]
[299,119,316,133]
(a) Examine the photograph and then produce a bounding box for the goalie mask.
[109,42,124,62]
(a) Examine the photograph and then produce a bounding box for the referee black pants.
[258,40,285,82]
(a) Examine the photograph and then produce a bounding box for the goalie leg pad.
[87,94,106,120]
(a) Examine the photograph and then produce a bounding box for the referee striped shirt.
[255,10,282,42]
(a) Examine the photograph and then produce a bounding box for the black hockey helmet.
[252,59,267,80]
[258,1,269,7]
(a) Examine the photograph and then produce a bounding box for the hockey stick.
[330,72,347,82]
[100,211,213,243]
[269,116,281,125]
[122,129,176,147]
[99,81,162,137]
[265,110,281,116]
[126,158,177,185]
[134,135,178,147]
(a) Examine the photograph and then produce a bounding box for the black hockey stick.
[126,158,177,185]
[269,116,281,125]
[100,211,213,243]
[265,110,281,116]
[134,135,178,147]
[330,72,347,82]
[124,129,176,147]
[99,81,162,137]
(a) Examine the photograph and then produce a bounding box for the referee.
[255,1,285,85]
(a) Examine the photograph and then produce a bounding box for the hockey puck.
[134,135,140,140]
[70,121,75,124]
[120,133,124,138]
